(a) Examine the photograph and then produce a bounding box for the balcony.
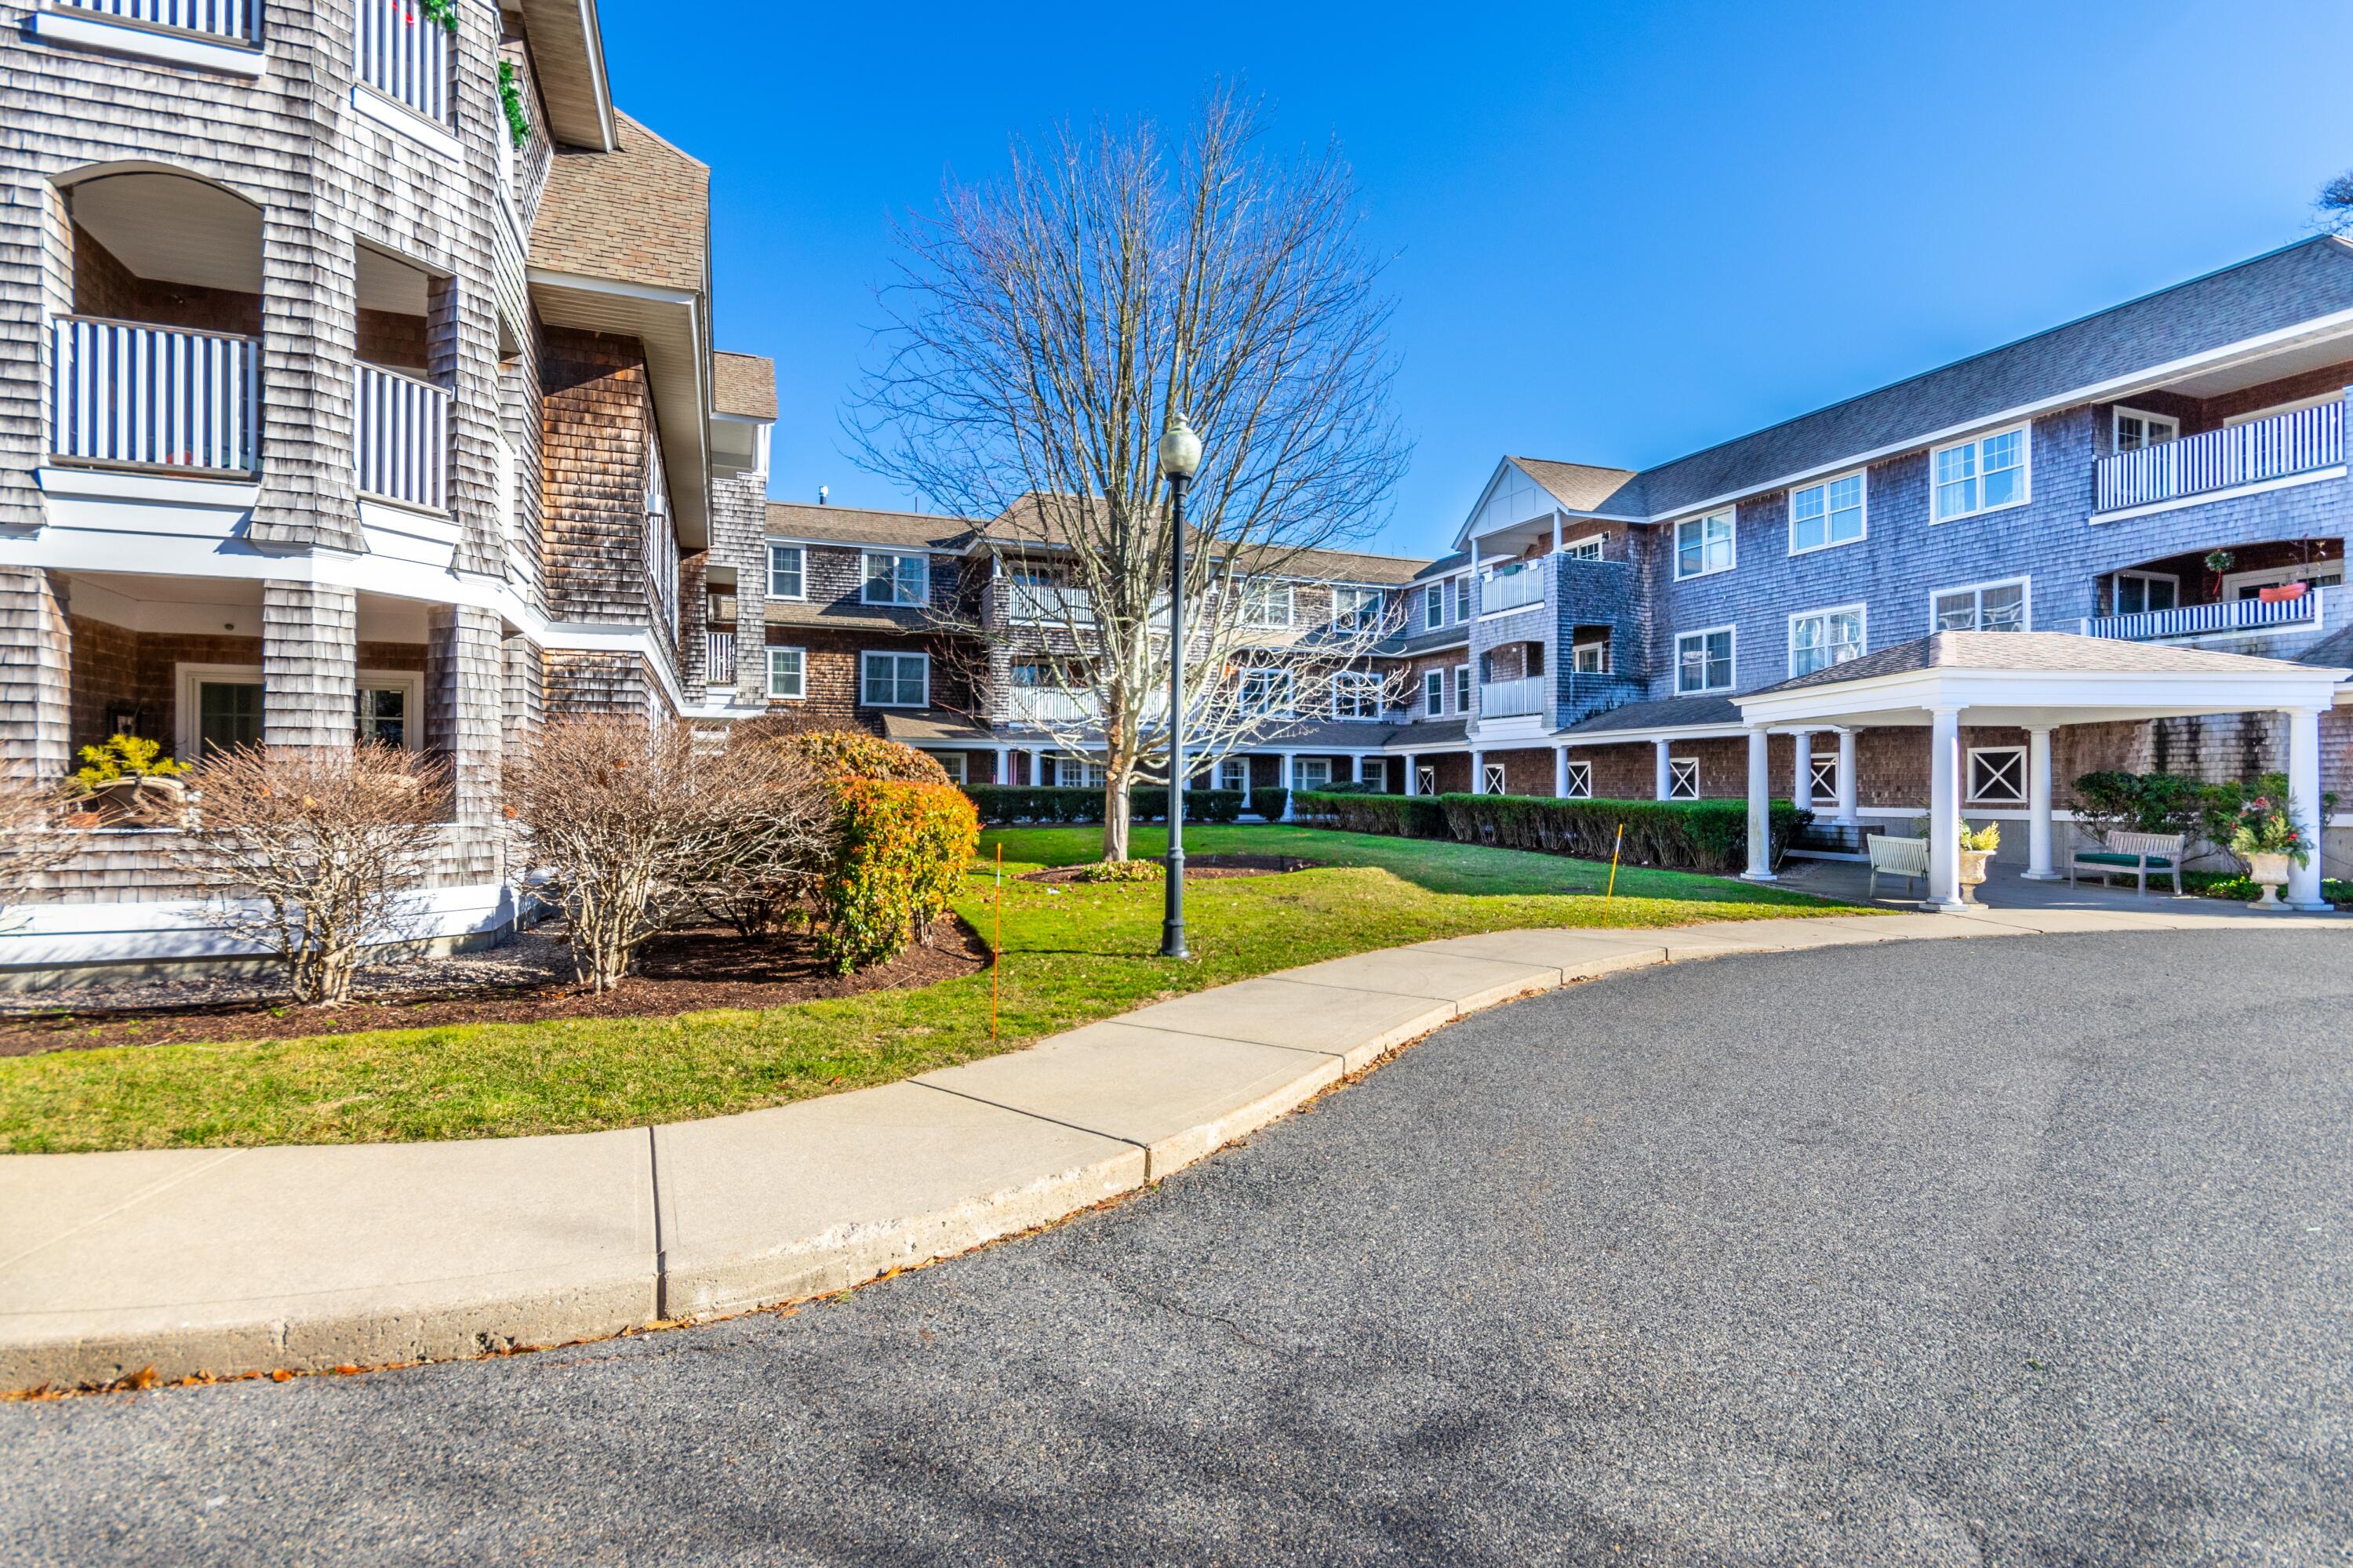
[1483,564,1544,614]
[2094,401,2343,513]
[1478,675,1545,718]
[53,0,254,41]
[2082,592,2323,642]
[993,580,1097,628]
[705,629,736,689]
[49,317,259,474]
[354,362,452,511]
[354,0,453,125]
[1004,688,1100,727]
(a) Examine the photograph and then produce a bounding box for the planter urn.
[2245,851,2293,910]
[1957,847,1994,903]
[78,774,189,828]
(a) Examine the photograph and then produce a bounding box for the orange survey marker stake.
[991,843,1002,1044]
[1603,823,1625,923]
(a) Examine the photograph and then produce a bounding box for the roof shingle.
[529,110,709,295]
[712,351,776,420]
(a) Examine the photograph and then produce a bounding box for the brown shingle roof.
[712,351,776,420]
[1510,457,1643,514]
[981,495,1430,582]
[529,110,708,295]
[763,501,977,551]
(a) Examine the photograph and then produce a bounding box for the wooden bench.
[1867,834,1929,899]
[2070,830,2186,896]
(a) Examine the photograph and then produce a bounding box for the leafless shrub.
[0,772,79,915]
[177,743,453,1006]
[681,731,836,939]
[504,715,832,991]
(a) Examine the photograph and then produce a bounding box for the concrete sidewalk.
[0,900,2322,1388]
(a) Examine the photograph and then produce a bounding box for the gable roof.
[1510,457,1643,515]
[529,110,709,295]
[1545,235,2353,521]
[712,351,776,420]
[1753,631,2333,697]
[764,501,975,551]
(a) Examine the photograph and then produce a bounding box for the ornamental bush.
[1292,791,1447,838]
[784,729,950,785]
[816,776,980,973]
[1293,790,1806,875]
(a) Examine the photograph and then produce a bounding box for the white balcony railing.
[1004,689,1100,726]
[354,362,451,511]
[1484,566,1544,613]
[354,0,452,124]
[1002,583,1096,627]
[1478,676,1545,718]
[55,0,254,41]
[49,316,258,472]
[2081,593,2322,642]
[705,629,736,689]
[2095,401,2344,511]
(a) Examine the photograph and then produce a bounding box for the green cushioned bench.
[2070,831,2185,896]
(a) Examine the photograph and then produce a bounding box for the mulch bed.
[0,915,990,1057]
[1020,853,1326,886]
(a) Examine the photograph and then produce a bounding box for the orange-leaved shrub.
[783,729,978,973]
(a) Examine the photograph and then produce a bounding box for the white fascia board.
[1554,722,1750,747]
[28,9,264,75]
[1735,665,2350,727]
[765,534,964,556]
[350,85,464,165]
[38,465,258,508]
[538,620,691,713]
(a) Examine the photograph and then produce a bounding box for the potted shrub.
[2228,791,2308,910]
[1957,819,2000,902]
[71,734,191,828]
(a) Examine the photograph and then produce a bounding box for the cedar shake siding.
[540,327,661,628]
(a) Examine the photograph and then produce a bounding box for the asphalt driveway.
[5,928,2350,1566]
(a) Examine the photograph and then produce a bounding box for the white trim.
[1422,668,1445,718]
[171,663,424,759]
[1929,422,2032,523]
[1453,662,1471,715]
[2112,569,2180,616]
[766,533,962,557]
[1555,720,1751,748]
[35,464,258,510]
[1561,758,1593,799]
[1787,602,1867,678]
[1930,575,2033,634]
[348,83,464,165]
[1787,468,1867,555]
[2221,561,2345,598]
[1966,744,2028,806]
[926,751,969,784]
[1675,623,1737,695]
[1666,757,1700,800]
[765,644,806,700]
[858,648,929,708]
[764,540,807,601]
[0,878,518,971]
[358,498,461,569]
[2112,406,2180,449]
[27,7,263,74]
[2088,464,2347,525]
[1671,508,1737,580]
[860,549,929,607]
[1238,577,1297,630]
[1478,600,1542,623]
[2224,389,2343,427]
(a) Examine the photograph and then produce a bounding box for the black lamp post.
[1157,411,1202,959]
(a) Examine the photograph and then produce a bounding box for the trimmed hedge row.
[961,785,1253,825]
[1293,791,1807,876]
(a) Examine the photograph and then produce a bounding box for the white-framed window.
[1674,510,1735,580]
[1667,758,1700,800]
[1331,586,1384,630]
[1788,604,1866,678]
[1571,633,1610,674]
[1055,755,1107,788]
[1217,758,1250,793]
[861,551,929,607]
[1809,751,1838,799]
[1423,669,1446,715]
[2223,561,2346,599]
[1933,577,2030,633]
[174,664,424,761]
[1238,667,1292,715]
[859,649,928,707]
[1424,583,1446,631]
[1481,761,1507,795]
[646,449,680,639]
[1967,745,2028,806]
[928,751,968,784]
[1675,626,1734,694]
[1560,534,1606,562]
[2113,407,2180,452]
[1238,577,1294,629]
[354,675,423,748]
[1561,759,1592,799]
[2114,570,2179,616]
[1331,671,1381,720]
[1788,471,1865,554]
[1931,426,2031,522]
[1453,664,1471,712]
[1453,577,1471,623]
[1295,758,1333,791]
[1416,764,1436,795]
[766,646,806,700]
[766,542,806,599]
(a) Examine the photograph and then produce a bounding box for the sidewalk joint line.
[0,1148,247,1275]
[647,1125,667,1322]
[912,1080,1150,1155]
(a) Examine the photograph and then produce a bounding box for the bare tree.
[177,744,453,1005]
[0,772,78,918]
[849,87,1410,860]
[2321,169,2353,235]
[504,715,831,991]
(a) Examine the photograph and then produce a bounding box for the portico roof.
[1737,631,2349,729]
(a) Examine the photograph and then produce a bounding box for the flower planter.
[2244,850,2293,910]
[1957,847,1994,904]
[76,774,189,828]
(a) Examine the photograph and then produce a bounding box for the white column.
[1470,748,1486,794]
[1835,729,1859,825]
[2286,705,2329,910]
[1741,726,1776,881]
[1239,756,1253,810]
[1351,753,1365,784]
[1031,748,1049,788]
[1279,751,1296,820]
[1402,754,1417,796]
[1654,738,1672,801]
[1926,707,1966,911]
[1553,744,1569,798]
[2022,726,2057,879]
[1791,730,1814,814]
[993,744,1011,786]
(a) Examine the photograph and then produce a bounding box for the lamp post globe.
[1158,412,1200,959]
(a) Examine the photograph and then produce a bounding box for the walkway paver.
[1,880,2340,1389]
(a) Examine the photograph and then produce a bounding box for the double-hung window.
[1332,586,1383,631]
[1453,577,1471,623]
[2113,408,2179,452]
[1560,535,1606,562]
[766,543,806,599]
[766,646,806,699]
[859,649,927,707]
[1424,584,1445,631]
[1453,664,1471,712]
[1239,577,1294,629]
[1788,606,1865,678]
[1331,671,1380,720]
[1674,511,1735,579]
[1571,634,1610,674]
[1675,627,1734,694]
[1788,472,1865,553]
[1238,667,1291,715]
[1933,578,2029,633]
[1424,669,1446,715]
[1932,427,2029,522]
[861,551,928,606]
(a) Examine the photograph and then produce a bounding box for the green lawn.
[0,825,1851,1154]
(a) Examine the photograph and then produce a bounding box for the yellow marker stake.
[991,843,1003,1044]
[1603,823,1625,923]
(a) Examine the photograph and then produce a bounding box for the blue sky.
[599,0,2353,557]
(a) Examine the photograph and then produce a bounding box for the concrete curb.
[0,902,2318,1388]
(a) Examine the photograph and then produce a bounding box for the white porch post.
[1553,744,1569,797]
[1402,753,1417,796]
[1469,748,1486,794]
[1926,706,1966,911]
[1741,726,1776,881]
[1239,756,1253,811]
[1835,728,1859,826]
[1791,730,1814,814]
[1279,751,1296,820]
[993,744,1011,786]
[2286,704,2329,910]
[2023,726,2058,879]
[1031,748,1049,788]
[1351,752,1366,785]
[1654,738,1671,801]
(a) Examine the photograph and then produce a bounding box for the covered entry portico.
[1734,633,2349,911]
